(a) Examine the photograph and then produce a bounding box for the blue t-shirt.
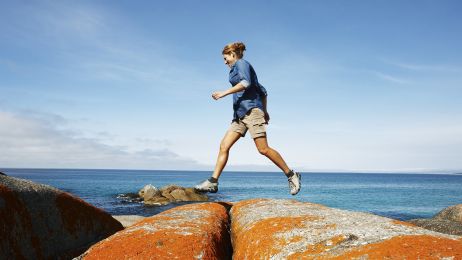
[229,59,268,121]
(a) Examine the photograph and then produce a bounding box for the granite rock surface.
[230,198,462,259]
[81,202,232,260]
[0,174,123,259]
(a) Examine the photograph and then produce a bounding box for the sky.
[0,0,461,173]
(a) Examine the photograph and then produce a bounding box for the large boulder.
[80,202,232,259]
[409,204,462,235]
[0,175,123,259]
[137,184,208,205]
[230,199,462,259]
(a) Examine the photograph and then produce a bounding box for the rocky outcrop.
[230,199,462,259]
[0,171,6,176]
[434,204,462,223]
[0,175,123,259]
[81,202,232,260]
[409,204,462,235]
[138,184,208,205]
[3,175,461,260]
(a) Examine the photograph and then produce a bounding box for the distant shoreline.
[2,167,462,175]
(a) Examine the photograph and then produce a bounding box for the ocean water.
[3,168,462,220]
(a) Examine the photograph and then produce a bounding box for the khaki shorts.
[229,108,267,138]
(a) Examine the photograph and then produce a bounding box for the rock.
[136,184,208,205]
[408,219,462,236]
[409,204,462,235]
[138,184,160,201]
[0,174,123,259]
[170,188,187,200]
[144,196,170,206]
[112,215,146,228]
[171,187,208,202]
[434,204,462,223]
[0,171,6,176]
[80,202,232,260]
[230,198,462,259]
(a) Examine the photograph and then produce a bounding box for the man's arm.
[212,82,246,100]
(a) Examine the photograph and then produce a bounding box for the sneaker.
[288,171,301,195]
[194,179,218,193]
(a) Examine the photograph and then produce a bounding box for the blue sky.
[1,0,461,172]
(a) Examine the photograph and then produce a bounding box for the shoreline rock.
[81,199,462,259]
[0,174,123,259]
[408,204,462,236]
[81,202,232,259]
[230,198,462,259]
[2,173,461,259]
[137,184,208,205]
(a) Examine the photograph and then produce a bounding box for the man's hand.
[212,91,227,100]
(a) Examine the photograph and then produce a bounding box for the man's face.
[223,53,237,68]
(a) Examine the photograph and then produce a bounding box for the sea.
[3,168,462,221]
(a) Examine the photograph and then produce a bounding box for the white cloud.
[0,110,201,170]
[372,71,411,84]
[385,60,462,73]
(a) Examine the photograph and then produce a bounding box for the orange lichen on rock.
[232,215,319,259]
[288,234,349,259]
[82,202,231,260]
[56,192,123,235]
[1,175,124,259]
[289,236,304,244]
[331,235,462,259]
[391,219,417,228]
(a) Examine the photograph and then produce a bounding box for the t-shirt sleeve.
[236,60,251,88]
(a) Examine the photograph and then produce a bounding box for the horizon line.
[1,167,461,175]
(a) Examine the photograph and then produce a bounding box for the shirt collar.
[229,59,242,70]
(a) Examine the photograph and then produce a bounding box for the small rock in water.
[138,184,160,201]
[136,184,208,206]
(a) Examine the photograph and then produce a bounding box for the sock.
[285,170,294,178]
[208,177,218,183]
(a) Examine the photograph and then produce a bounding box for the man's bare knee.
[219,143,231,153]
[258,146,270,156]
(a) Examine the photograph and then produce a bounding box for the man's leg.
[212,130,241,179]
[194,130,241,193]
[254,136,291,175]
[254,136,301,195]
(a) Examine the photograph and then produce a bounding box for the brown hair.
[222,42,246,59]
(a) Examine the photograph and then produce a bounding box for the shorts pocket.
[247,108,266,125]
